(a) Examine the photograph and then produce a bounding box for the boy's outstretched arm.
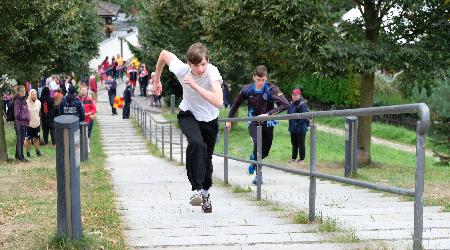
[153,50,177,96]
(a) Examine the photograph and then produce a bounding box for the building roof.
[97,1,121,17]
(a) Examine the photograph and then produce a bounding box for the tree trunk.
[357,0,381,164]
[358,72,375,164]
[0,100,9,161]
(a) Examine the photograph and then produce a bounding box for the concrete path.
[95,84,368,249]
[129,94,450,249]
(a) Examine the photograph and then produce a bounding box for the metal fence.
[131,100,430,250]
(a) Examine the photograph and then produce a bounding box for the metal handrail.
[131,100,429,250]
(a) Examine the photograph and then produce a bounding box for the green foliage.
[137,0,206,102]
[288,74,360,107]
[232,185,252,193]
[0,75,18,94]
[293,211,309,224]
[202,0,330,86]
[0,0,102,83]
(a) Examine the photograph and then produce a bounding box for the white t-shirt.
[169,58,223,122]
[49,80,59,91]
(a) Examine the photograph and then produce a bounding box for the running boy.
[226,65,289,185]
[153,42,223,213]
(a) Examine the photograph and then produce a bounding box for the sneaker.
[248,164,255,175]
[26,152,31,158]
[202,194,212,213]
[288,159,296,163]
[297,160,304,164]
[252,174,264,186]
[189,190,203,206]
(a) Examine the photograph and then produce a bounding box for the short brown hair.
[186,42,209,64]
[253,65,268,78]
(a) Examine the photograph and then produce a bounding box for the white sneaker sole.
[189,195,203,206]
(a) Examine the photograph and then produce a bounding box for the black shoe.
[26,152,31,158]
[36,150,42,157]
[202,194,212,213]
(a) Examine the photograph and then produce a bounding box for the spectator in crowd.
[13,85,30,162]
[39,87,55,145]
[49,76,59,98]
[127,63,138,96]
[111,56,118,80]
[139,64,149,97]
[105,75,118,115]
[25,89,42,157]
[222,82,231,108]
[123,81,132,119]
[226,65,289,185]
[89,74,98,102]
[287,88,309,164]
[79,84,96,138]
[53,89,64,117]
[101,56,110,80]
[2,91,12,116]
[60,85,85,122]
[116,53,124,80]
[148,72,155,106]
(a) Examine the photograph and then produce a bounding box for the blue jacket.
[288,98,309,134]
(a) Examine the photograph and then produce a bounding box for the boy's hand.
[153,78,162,96]
[184,75,197,89]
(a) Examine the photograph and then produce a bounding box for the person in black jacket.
[39,87,55,145]
[288,88,309,164]
[60,85,85,122]
[105,75,118,115]
[226,65,289,185]
[123,81,132,119]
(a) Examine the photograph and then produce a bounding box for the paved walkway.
[95,81,449,249]
[95,84,367,249]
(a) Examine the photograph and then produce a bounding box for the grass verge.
[0,121,125,249]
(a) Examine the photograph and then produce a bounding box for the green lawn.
[0,121,125,249]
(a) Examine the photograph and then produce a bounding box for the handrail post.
[149,118,152,143]
[309,122,317,223]
[224,126,229,185]
[180,132,183,164]
[256,125,262,201]
[144,112,147,138]
[155,123,158,149]
[169,124,173,160]
[171,94,175,114]
[162,126,165,157]
[413,121,425,250]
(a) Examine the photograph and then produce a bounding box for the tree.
[0,0,102,84]
[0,0,102,161]
[137,0,206,102]
[202,0,330,88]
[315,0,450,163]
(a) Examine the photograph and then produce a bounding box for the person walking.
[39,87,55,145]
[127,64,138,96]
[287,88,309,164]
[226,65,289,185]
[13,85,30,162]
[24,89,42,157]
[123,81,132,119]
[153,42,223,213]
[105,75,118,115]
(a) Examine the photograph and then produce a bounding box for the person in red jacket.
[78,84,97,138]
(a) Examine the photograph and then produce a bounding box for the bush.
[279,74,360,107]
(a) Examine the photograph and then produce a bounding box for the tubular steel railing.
[131,100,430,250]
